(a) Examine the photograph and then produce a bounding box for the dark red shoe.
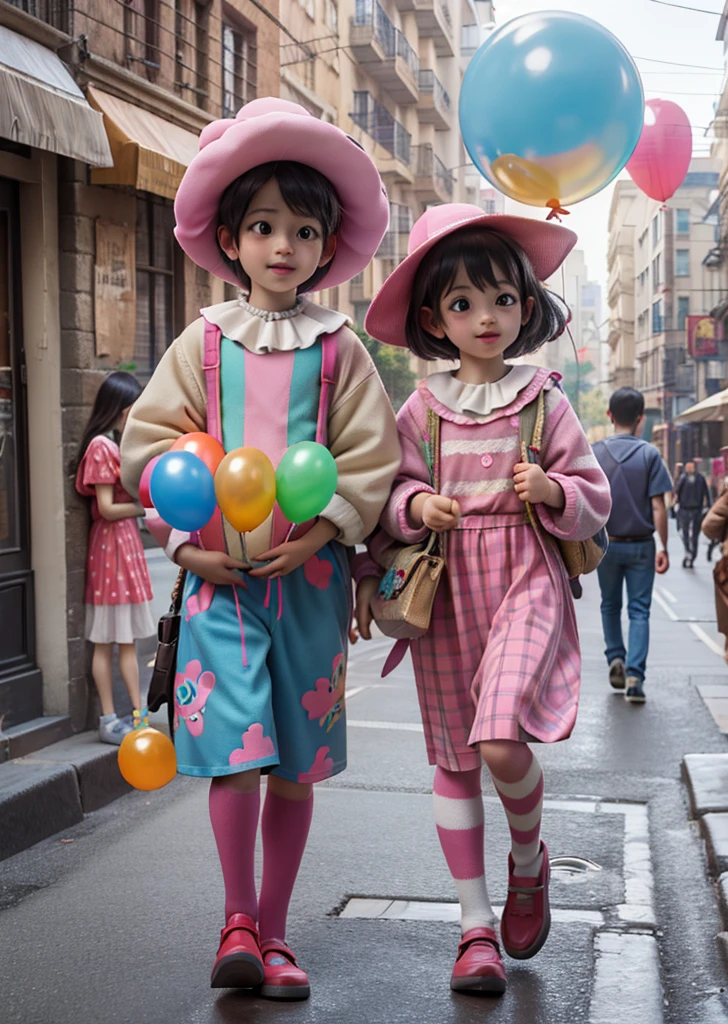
[210,913,264,989]
[450,927,507,995]
[501,841,551,960]
[259,939,310,1000]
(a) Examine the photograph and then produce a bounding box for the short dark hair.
[609,387,645,427]
[404,226,569,361]
[76,371,142,470]
[217,161,342,294]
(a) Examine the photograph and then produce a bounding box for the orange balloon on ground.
[215,447,276,533]
[118,727,177,791]
[170,432,226,476]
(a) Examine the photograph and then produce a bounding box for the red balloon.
[139,455,161,508]
[626,99,692,203]
[170,432,226,476]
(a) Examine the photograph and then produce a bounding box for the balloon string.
[546,199,570,221]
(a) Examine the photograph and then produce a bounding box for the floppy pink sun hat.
[174,97,390,291]
[364,203,577,348]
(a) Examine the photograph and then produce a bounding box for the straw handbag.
[370,409,446,639]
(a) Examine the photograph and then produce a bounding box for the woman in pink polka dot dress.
[75,372,155,745]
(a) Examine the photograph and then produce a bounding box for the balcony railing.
[352,0,396,54]
[351,92,411,165]
[395,29,419,78]
[418,69,451,113]
[7,0,72,32]
[414,143,454,199]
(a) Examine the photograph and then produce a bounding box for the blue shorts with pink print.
[173,540,351,781]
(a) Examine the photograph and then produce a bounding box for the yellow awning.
[88,86,199,200]
[674,387,728,424]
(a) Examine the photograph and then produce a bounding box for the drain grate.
[338,897,604,926]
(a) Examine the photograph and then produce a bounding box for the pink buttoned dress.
[75,435,155,645]
[380,366,611,771]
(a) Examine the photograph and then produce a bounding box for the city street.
[3,527,728,1024]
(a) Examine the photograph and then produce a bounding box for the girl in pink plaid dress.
[75,372,155,746]
[357,205,611,995]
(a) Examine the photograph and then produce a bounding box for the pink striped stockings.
[433,750,544,932]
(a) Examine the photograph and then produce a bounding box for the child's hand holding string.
[513,462,565,510]
[250,517,339,579]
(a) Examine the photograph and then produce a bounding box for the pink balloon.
[626,99,692,203]
[139,455,161,508]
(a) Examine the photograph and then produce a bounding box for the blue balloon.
[149,450,217,532]
[459,11,644,209]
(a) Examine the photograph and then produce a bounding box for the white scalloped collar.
[426,365,538,419]
[200,296,349,353]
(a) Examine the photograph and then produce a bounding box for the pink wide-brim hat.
[174,97,389,290]
[365,204,577,348]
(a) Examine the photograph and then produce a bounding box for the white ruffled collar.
[200,296,349,353]
[426,365,538,419]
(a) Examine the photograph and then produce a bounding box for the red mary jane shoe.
[450,926,507,995]
[501,841,551,960]
[210,912,264,989]
[260,939,311,1001]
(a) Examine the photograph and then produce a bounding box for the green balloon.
[276,442,338,524]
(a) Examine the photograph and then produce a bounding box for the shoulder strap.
[316,328,340,447]
[518,387,546,463]
[202,318,222,443]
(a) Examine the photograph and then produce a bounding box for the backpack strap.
[316,329,340,447]
[518,388,546,464]
[202,318,223,443]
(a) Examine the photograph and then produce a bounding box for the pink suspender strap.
[202,318,222,443]
[316,328,341,447]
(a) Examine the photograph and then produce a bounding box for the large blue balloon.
[149,450,217,532]
[459,12,644,210]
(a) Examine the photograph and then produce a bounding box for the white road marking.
[347,719,424,733]
[656,585,677,604]
[653,589,678,622]
[340,897,604,927]
[689,623,725,658]
[589,933,663,1024]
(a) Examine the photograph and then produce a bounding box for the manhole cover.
[550,856,602,884]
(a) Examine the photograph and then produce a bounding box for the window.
[652,254,661,290]
[676,208,690,235]
[298,0,315,17]
[135,196,176,382]
[652,212,662,247]
[124,0,161,81]
[325,0,339,33]
[353,301,370,326]
[652,300,663,335]
[677,296,690,331]
[222,18,257,118]
[675,249,690,276]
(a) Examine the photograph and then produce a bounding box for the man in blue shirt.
[593,388,673,704]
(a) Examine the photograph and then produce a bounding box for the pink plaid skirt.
[410,514,580,771]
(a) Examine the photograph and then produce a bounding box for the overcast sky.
[488,0,726,305]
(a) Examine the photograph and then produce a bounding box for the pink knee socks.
[491,752,545,878]
[208,782,260,921]
[433,766,496,932]
[257,788,314,942]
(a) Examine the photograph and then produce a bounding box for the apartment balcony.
[351,92,412,182]
[349,272,369,302]
[395,0,455,56]
[417,69,452,130]
[413,144,454,203]
[350,1,419,104]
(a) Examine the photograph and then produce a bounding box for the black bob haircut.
[404,226,569,361]
[76,371,142,470]
[217,161,342,294]
[609,386,645,428]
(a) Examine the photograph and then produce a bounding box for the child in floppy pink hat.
[354,204,611,994]
[120,98,401,999]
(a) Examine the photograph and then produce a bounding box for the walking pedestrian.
[675,461,710,567]
[120,98,400,999]
[701,487,728,662]
[355,204,611,995]
[74,372,154,744]
[592,388,672,704]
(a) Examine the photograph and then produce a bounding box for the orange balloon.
[117,727,177,791]
[170,432,226,476]
[215,447,276,533]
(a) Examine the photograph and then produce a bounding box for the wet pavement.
[2,526,728,1023]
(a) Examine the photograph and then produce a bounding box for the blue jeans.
[596,539,656,684]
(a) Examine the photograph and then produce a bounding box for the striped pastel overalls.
[173,319,351,781]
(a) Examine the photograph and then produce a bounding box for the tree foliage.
[352,324,415,411]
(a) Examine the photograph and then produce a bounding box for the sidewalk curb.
[682,753,728,945]
[0,733,131,862]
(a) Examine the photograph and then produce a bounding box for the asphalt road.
[2,524,728,1024]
